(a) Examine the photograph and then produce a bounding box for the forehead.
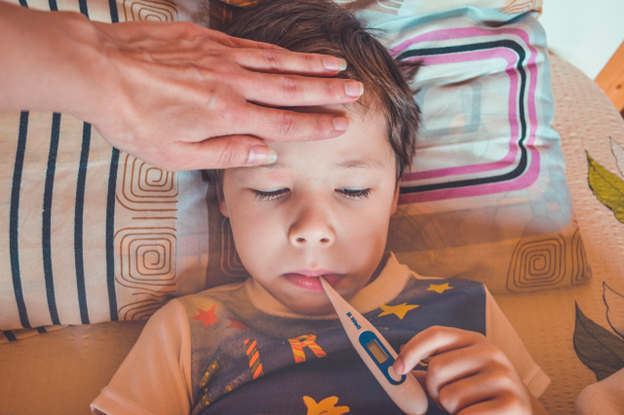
[231,105,394,180]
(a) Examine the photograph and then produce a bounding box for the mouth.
[282,271,343,293]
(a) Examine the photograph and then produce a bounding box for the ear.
[391,184,400,216]
[216,184,230,218]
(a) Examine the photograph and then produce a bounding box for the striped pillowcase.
[0,0,211,333]
[0,110,210,331]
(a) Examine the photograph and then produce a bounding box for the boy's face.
[219,105,399,315]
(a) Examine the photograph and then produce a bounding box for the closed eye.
[252,188,289,201]
[337,188,371,200]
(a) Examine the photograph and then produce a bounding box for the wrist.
[0,4,115,119]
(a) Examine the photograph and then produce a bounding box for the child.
[92,1,550,414]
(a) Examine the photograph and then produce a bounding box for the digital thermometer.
[320,277,428,415]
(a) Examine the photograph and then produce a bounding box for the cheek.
[340,198,394,246]
[228,206,281,267]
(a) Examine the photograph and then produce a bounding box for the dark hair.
[203,0,420,184]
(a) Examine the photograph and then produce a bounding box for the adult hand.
[393,326,548,415]
[0,3,364,171]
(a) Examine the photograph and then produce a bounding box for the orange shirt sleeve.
[91,300,193,415]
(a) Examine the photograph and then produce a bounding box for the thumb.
[178,135,277,170]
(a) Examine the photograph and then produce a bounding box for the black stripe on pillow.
[42,113,62,325]
[75,122,91,324]
[108,0,119,23]
[3,330,18,342]
[397,40,529,194]
[10,112,31,329]
[48,0,58,11]
[78,0,89,17]
[106,149,120,321]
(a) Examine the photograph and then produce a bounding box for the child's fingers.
[456,399,519,415]
[424,343,513,404]
[393,326,485,375]
[410,369,428,392]
[436,370,521,414]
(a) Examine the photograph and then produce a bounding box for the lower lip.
[283,274,342,293]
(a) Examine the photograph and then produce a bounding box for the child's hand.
[393,326,547,415]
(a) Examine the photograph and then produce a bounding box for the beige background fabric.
[496,53,624,414]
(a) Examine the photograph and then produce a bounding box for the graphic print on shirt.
[428,283,454,294]
[303,395,350,415]
[185,272,484,415]
[378,302,419,319]
[192,305,218,330]
[227,317,248,331]
[289,334,328,364]
[198,360,219,409]
[245,338,264,379]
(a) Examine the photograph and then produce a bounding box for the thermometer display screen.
[366,339,389,364]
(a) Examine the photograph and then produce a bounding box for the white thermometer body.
[320,278,428,415]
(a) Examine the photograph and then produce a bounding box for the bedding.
[495,52,624,414]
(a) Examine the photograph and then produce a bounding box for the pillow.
[203,0,591,294]
[366,4,591,294]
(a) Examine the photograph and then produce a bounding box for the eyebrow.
[336,157,385,170]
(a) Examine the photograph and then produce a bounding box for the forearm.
[0,2,110,119]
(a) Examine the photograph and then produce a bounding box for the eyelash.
[252,189,288,201]
[251,188,371,201]
[338,188,371,200]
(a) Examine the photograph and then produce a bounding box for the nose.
[288,202,336,248]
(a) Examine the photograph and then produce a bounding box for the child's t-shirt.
[91,253,550,415]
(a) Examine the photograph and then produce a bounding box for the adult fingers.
[394,326,485,376]
[167,135,277,171]
[230,47,347,75]
[212,32,285,51]
[233,104,350,143]
[237,73,363,108]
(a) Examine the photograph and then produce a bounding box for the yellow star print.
[428,283,453,294]
[303,396,350,415]
[379,303,419,320]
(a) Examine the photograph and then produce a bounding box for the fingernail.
[247,145,277,166]
[332,116,349,132]
[393,358,404,375]
[324,57,347,71]
[345,81,364,97]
